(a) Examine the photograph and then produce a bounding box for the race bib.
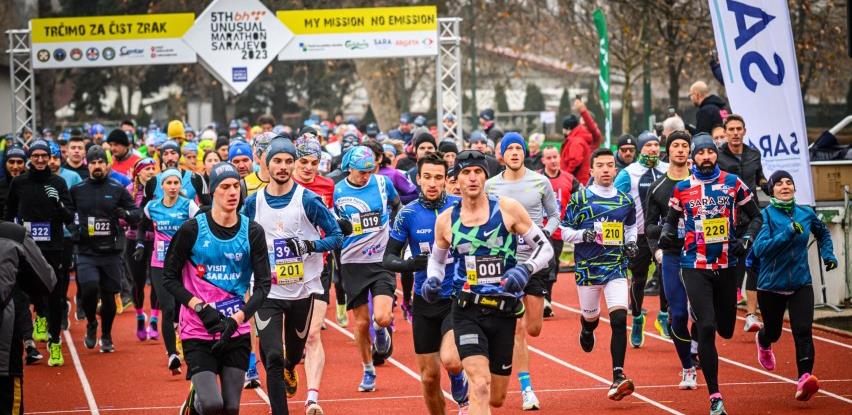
[87,217,112,237]
[464,255,504,286]
[155,240,170,262]
[214,296,244,318]
[702,217,729,244]
[25,221,51,242]
[677,218,686,239]
[272,238,304,285]
[418,242,453,264]
[351,211,382,235]
[595,221,623,246]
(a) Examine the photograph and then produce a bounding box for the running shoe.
[305,400,324,415]
[579,329,595,353]
[283,366,299,398]
[358,370,376,392]
[48,341,64,366]
[743,313,762,332]
[521,388,540,410]
[176,333,184,359]
[169,353,182,376]
[25,342,42,365]
[709,397,727,415]
[33,315,48,342]
[755,332,776,371]
[655,312,671,339]
[449,371,469,405]
[679,367,698,390]
[62,300,71,331]
[148,317,160,340]
[400,301,413,323]
[244,354,261,389]
[136,313,147,341]
[99,335,115,353]
[795,373,819,401]
[84,321,98,349]
[373,324,392,357]
[736,288,745,305]
[179,384,199,415]
[607,373,634,401]
[630,314,645,348]
[643,278,660,295]
[543,299,555,318]
[336,304,348,327]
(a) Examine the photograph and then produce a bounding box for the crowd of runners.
[0,82,839,415]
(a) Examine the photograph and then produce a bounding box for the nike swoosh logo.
[255,314,271,332]
[483,228,498,237]
[295,300,315,340]
[501,364,512,370]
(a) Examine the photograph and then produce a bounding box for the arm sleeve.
[303,192,343,252]
[580,109,602,149]
[613,170,631,194]
[644,192,662,252]
[427,245,449,281]
[809,211,837,263]
[162,220,199,306]
[662,187,684,235]
[519,223,554,274]
[241,222,271,319]
[382,237,418,272]
[541,181,561,234]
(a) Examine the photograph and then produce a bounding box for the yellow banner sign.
[31,13,195,43]
[277,6,437,35]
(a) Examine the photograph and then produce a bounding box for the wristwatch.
[194,302,206,313]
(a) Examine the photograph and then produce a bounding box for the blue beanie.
[499,132,527,156]
[27,139,50,156]
[161,140,180,155]
[5,146,26,161]
[637,131,659,151]
[690,133,717,159]
[159,168,183,184]
[228,141,252,162]
[265,137,297,165]
[48,141,61,158]
[209,162,240,191]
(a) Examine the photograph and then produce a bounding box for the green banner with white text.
[593,8,611,148]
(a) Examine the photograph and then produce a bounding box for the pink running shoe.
[136,313,147,341]
[795,373,819,401]
[147,318,159,341]
[755,332,775,371]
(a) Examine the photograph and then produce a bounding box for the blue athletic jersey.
[154,170,197,201]
[333,174,399,263]
[561,188,636,285]
[145,196,196,239]
[449,196,518,297]
[188,213,253,297]
[390,195,461,298]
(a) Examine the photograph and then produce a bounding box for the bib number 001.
[464,255,504,286]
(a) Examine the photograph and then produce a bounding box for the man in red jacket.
[560,99,602,184]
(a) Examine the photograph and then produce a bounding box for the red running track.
[23,275,852,414]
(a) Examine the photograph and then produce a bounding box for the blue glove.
[502,264,531,294]
[421,277,442,303]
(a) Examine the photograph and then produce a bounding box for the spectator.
[468,133,502,177]
[525,133,545,171]
[478,108,504,142]
[689,81,728,135]
[711,125,727,149]
[615,134,637,170]
[559,98,602,184]
[107,129,140,178]
[438,140,458,170]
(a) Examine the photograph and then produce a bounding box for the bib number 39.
[272,238,304,285]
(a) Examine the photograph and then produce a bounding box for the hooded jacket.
[560,109,602,184]
[694,95,728,134]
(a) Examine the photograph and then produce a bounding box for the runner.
[659,133,762,415]
[137,169,200,374]
[422,149,553,413]
[62,133,89,179]
[162,162,270,415]
[3,140,75,366]
[242,132,274,196]
[144,140,208,208]
[125,158,159,342]
[333,145,401,392]
[560,148,638,401]
[751,170,837,401]
[484,133,560,410]
[613,131,669,345]
[243,137,343,415]
[291,132,350,414]
[69,145,142,353]
[644,131,698,389]
[47,141,82,332]
[384,152,469,414]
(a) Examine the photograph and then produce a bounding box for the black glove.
[730,238,750,257]
[658,231,675,250]
[132,242,145,261]
[825,259,838,271]
[196,304,224,334]
[285,238,315,257]
[582,229,596,244]
[337,218,353,236]
[113,207,128,219]
[44,185,60,206]
[211,317,239,356]
[67,223,80,241]
[625,241,639,258]
[407,252,429,271]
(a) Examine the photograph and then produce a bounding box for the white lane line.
[62,329,100,415]
[253,385,270,405]
[734,314,852,350]
[527,346,685,415]
[550,300,852,404]
[324,318,455,401]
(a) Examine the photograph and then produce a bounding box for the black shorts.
[341,262,396,310]
[316,260,332,304]
[523,268,550,297]
[182,334,252,378]
[76,254,124,293]
[452,301,517,376]
[412,296,453,354]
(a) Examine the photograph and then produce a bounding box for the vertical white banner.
[708,0,814,205]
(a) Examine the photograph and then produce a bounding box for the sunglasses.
[456,150,486,161]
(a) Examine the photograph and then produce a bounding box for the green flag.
[593,8,611,148]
